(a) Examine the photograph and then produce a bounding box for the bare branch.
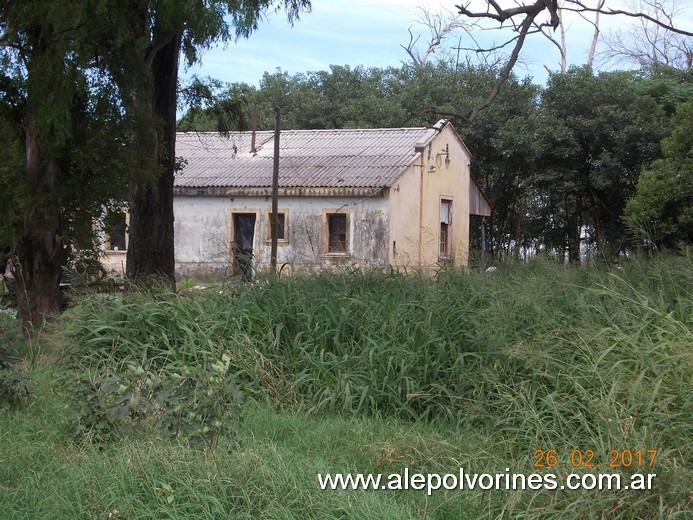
[447,0,691,124]
[400,26,422,64]
[598,0,692,68]
[457,0,554,24]
[563,0,693,36]
[456,32,526,54]
[585,0,604,67]
[401,6,470,66]
[454,27,509,69]
[444,6,541,123]
[533,6,567,73]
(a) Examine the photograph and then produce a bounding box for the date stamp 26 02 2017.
[533,449,658,469]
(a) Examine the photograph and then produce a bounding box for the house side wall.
[387,159,423,269]
[421,125,472,267]
[174,195,389,279]
[388,125,472,270]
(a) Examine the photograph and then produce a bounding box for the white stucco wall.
[174,194,390,279]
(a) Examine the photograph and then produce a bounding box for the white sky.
[181,0,693,88]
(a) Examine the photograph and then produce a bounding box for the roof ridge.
[177,126,430,135]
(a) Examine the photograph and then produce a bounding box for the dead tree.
[401,6,469,66]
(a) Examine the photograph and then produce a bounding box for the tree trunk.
[126,30,181,287]
[586,7,600,68]
[566,195,581,265]
[15,111,66,323]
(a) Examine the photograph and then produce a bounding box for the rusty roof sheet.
[174,125,441,189]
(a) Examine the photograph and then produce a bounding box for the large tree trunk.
[15,111,66,323]
[126,30,181,287]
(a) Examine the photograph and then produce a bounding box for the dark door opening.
[233,213,256,280]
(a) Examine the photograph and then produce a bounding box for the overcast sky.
[180,0,692,88]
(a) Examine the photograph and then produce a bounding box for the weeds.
[5,254,691,518]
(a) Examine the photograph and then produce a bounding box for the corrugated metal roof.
[174,125,440,189]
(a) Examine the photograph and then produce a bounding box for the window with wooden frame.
[439,199,452,259]
[324,211,350,254]
[265,210,287,243]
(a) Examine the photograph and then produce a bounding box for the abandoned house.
[171,119,492,279]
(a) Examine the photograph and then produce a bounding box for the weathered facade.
[173,120,491,279]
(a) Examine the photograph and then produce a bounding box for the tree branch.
[401,6,469,66]
[533,14,566,72]
[145,26,184,69]
[445,6,541,123]
[585,0,604,67]
[448,0,691,123]
[457,0,560,28]
[400,25,422,65]
[563,0,693,36]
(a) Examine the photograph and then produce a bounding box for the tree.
[95,0,311,287]
[452,0,693,122]
[625,100,693,248]
[536,67,667,262]
[1,0,311,322]
[600,0,692,69]
[0,1,129,322]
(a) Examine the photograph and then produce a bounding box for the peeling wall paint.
[174,194,389,279]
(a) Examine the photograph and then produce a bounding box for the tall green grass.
[51,254,692,517]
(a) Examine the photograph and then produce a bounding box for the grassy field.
[1,255,691,519]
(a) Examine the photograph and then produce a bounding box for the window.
[265,211,287,242]
[104,210,127,251]
[440,200,452,258]
[327,213,348,254]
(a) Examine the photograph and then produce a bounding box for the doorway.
[232,213,256,280]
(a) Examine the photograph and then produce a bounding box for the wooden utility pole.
[250,104,257,154]
[270,106,281,275]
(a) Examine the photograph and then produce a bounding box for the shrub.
[70,355,243,447]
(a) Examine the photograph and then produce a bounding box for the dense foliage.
[625,100,693,248]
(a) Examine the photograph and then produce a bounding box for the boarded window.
[328,213,348,253]
[440,200,452,258]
